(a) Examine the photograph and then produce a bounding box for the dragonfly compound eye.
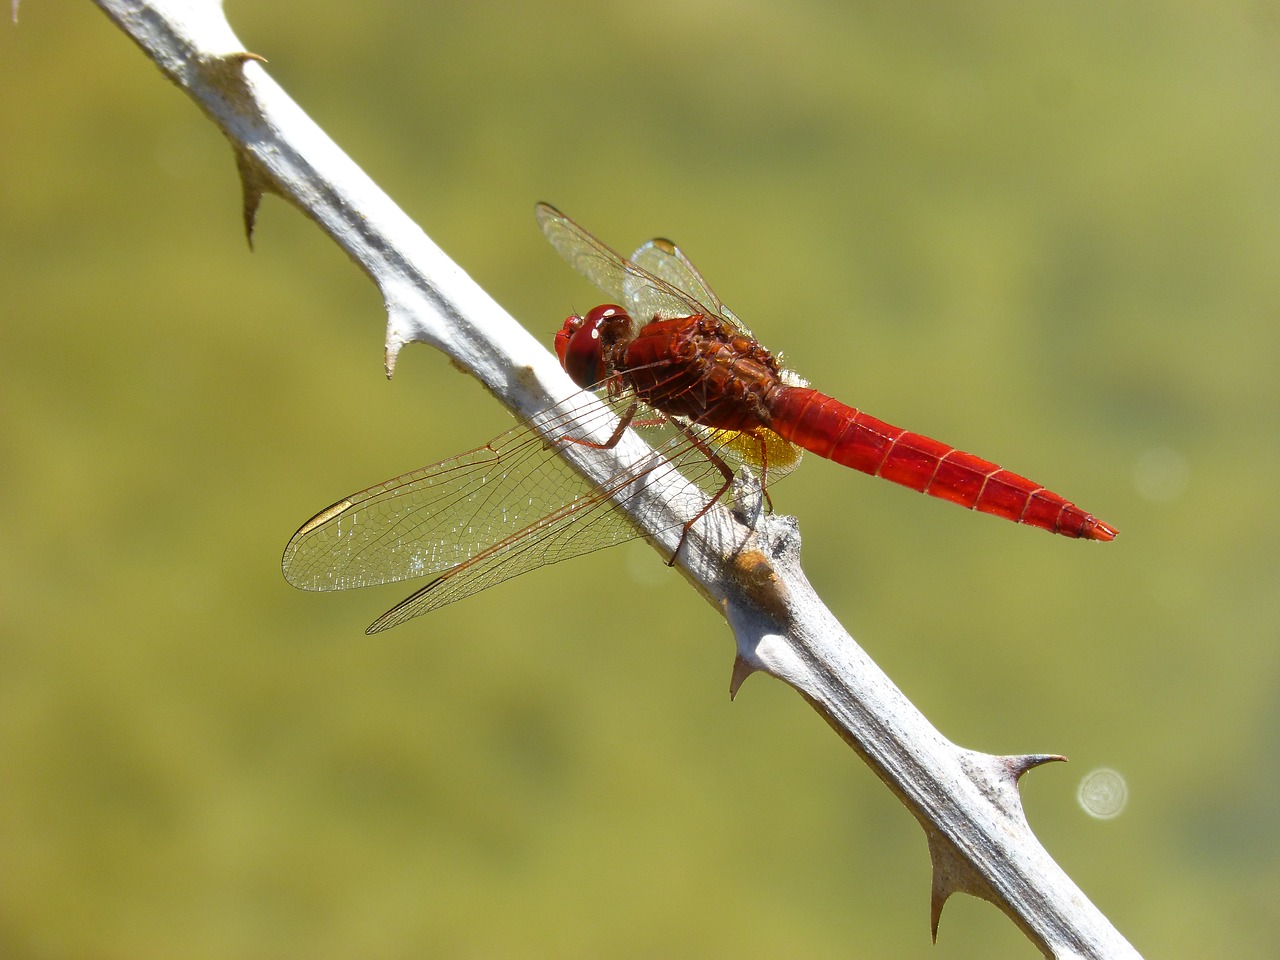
[559,304,626,388]
[554,315,585,368]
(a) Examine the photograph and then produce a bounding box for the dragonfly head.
[555,303,628,389]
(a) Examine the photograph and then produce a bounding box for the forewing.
[283,387,743,631]
[364,413,746,633]
[536,202,706,321]
[282,395,633,593]
[363,459,658,632]
[630,238,752,335]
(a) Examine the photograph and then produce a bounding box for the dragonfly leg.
[753,431,776,513]
[553,401,640,451]
[550,401,734,566]
[667,420,736,566]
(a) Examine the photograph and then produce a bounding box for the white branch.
[87,1,1142,956]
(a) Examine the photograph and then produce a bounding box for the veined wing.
[536,202,714,323]
[282,391,731,633]
[628,238,752,337]
[282,395,632,590]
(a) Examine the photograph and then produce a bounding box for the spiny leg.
[666,420,736,566]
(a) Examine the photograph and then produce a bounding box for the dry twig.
[80,2,1141,955]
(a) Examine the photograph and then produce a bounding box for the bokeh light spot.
[1077,768,1128,820]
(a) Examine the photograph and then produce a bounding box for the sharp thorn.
[930,888,946,943]
[1003,753,1068,782]
[927,833,951,942]
[729,653,755,700]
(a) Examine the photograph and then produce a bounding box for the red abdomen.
[767,387,1117,540]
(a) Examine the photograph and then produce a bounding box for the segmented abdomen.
[767,387,1116,540]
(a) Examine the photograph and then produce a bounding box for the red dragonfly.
[283,204,1116,632]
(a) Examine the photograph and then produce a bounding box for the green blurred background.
[3,1,1278,957]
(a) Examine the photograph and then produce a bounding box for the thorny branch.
[79,1,1141,956]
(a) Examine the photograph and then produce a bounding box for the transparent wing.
[536,202,720,323]
[627,238,752,336]
[282,390,732,632]
[286,207,774,632]
[364,446,691,634]
[283,395,629,592]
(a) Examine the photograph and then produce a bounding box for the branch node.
[234,148,270,249]
[383,296,426,377]
[927,829,996,943]
[196,49,268,114]
[191,51,273,247]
